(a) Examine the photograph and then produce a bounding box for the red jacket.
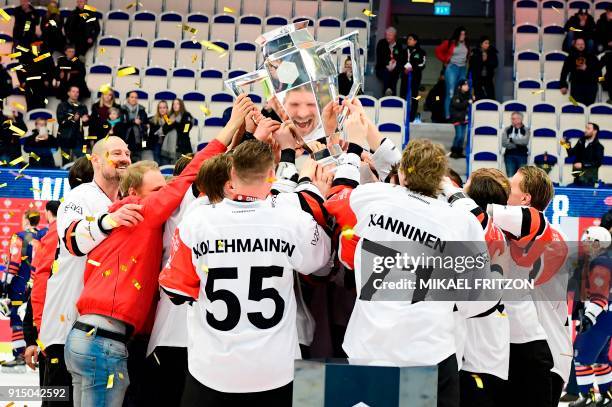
[435,40,462,65]
[31,221,58,332]
[77,140,226,335]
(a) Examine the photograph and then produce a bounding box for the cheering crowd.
[0,92,611,407]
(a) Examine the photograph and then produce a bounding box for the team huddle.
[1,93,611,407]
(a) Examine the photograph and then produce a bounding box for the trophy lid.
[256,20,316,58]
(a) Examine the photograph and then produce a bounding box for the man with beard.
[38,136,143,405]
[560,37,601,106]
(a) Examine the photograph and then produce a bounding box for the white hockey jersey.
[159,196,331,393]
[39,182,112,347]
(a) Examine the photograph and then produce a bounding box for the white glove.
[0,298,11,319]
[17,302,26,321]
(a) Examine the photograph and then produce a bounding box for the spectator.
[64,0,100,57]
[12,0,39,49]
[601,209,612,231]
[67,155,94,188]
[40,1,65,56]
[56,85,89,164]
[0,110,27,165]
[564,9,597,53]
[596,6,612,52]
[400,33,426,122]
[425,73,446,123]
[160,98,194,164]
[89,88,120,143]
[469,36,498,100]
[602,51,612,103]
[54,44,89,101]
[449,79,471,159]
[501,112,530,177]
[16,49,55,111]
[560,37,601,106]
[147,100,169,164]
[22,117,57,168]
[338,57,361,97]
[435,26,469,120]
[121,91,148,162]
[0,64,13,111]
[375,26,402,96]
[104,107,127,141]
[561,122,605,187]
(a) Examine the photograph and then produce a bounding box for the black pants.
[551,372,564,407]
[181,372,293,407]
[473,77,495,100]
[504,340,555,407]
[438,354,460,407]
[122,336,152,407]
[43,344,73,407]
[376,67,400,96]
[144,346,188,407]
[571,83,598,106]
[459,370,506,407]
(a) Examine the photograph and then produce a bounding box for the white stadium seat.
[183,91,207,123]
[202,117,226,142]
[114,66,141,96]
[210,14,236,44]
[265,15,289,33]
[267,0,294,18]
[186,13,210,41]
[243,0,267,16]
[208,92,235,118]
[150,91,177,114]
[139,0,162,13]
[530,103,558,130]
[471,126,500,155]
[158,12,183,42]
[515,50,542,80]
[122,38,149,69]
[559,103,587,133]
[588,104,612,134]
[190,0,215,15]
[131,11,157,39]
[316,17,342,43]
[516,79,543,106]
[378,123,404,149]
[150,39,176,70]
[530,128,559,158]
[177,40,203,69]
[514,0,539,25]
[217,0,242,14]
[544,80,569,106]
[142,67,169,94]
[104,11,130,38]
[541,0,566,27]
[343,18,368,50]
[541,25,564,53]
[470,152,500,172]
[165,0,190,15]
[378,96,406,124]
[204,41,230,71]
[198,69,225,94]
[237,15,263,43]
[514,24,540,52]
[295,0,319,19]
[595,0,612,18]
[231,42,257,72]
[96,36,122,66]
[599,157,612,185]
[357,95,377,124]
[568,0,592,16]
[170,68,197,94]
[87,64,113,95]
[471,100,501,129]
[543,51,567,81]
[599,133,612,161]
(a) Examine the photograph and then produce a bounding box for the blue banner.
[0,169,610,221]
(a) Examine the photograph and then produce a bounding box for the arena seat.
[588,104,612,134]
[186,13,210,41]
[132,11,157,39]
[210,14,236,44]
[170,68,197,94]
[378,97,406,124]
[530,103,558,129]
[293,16,315,28]
[600,156,612,185]
[595,1,612,18]
[87,64,114,95]
[377,123,404,148]
[562,156,576,186]
[514,0,539,25]
[217,0,242,15]
[150,39,176,70]
[231,42,258,72]
[114,66,141,96]
[357,95,377,124]
[177,40,203,69]
[295,0,320,19]
[470,152,500,173]
[544,80,568,106]
[198,69,225,93]
[321,0,345,19]
[567,1,592,16]
[516,79,543,106]
[598,130,612,154]
[243,0,268,16]
[543,51,567,82]
[26,108,54,121]
[533,153,561,184]
[183,91,207,123]
[95,36,122,66]
[237,15,263,43]
[541,25,564,53]
[559,104,587,133]
[515,51,542,80]
[150,90,177,113]
[265,15,289,32]
[209,92,235,118]
[165,0,190,15]
[142,67,169,94]
[139,0,162,13]
[158,12,183,42]
[267,1,294,18]
[530,128,559,158]
[201,117,227,142]
[104,10,130,38]
[514,24,540,52]
[317,17,343,43]
[122,38,149,69]
[471,126,500,156]
[0,33,13,64]
[502,101,528,129]
[204,41,230,71]
[190,0,215,15]
[343,18,368,50]
[541,0,566,27]
[471,100,501,129]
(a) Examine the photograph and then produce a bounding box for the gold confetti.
[71,56,79,62]
[599,76,606,83]
[362,8,376,17]
[24,20,31,32]
[120,264,128,272]
[199,105,211,116]
[99,83,112,95]
[412,95,421,100]
[30,187,41,192]
[9,156,24,166]
[86,17,97,23]
[86,215,96,222]
[6,402,15,407]
[0,39,5,44]
[163,114,171,125]
[36,338,46,351]
[60,314,65,322]
[472,374,484,389]
[84,4,97,11]
[80,13,88,18]
[85,136,97,140]
[531,89,545,95]
[132,279,141,290]
[0,183,6,188]
[119,372,124,380]
[11,102,25,111]
[201,264,209,273]
[117,66,136,77]
[183,123,190,133]
[407,166,415,173]
[569,95,578,106]
[10,64,23,72]
[11,300,23,306]
[16,45,29,52]
[107,374,114,389]
[82,145,87,154]
[181,24,198,35]
[0,9,11,22]
[50,358,59,364]
[33,52,51,62]
[191,53,198,64]
[435,96,440,101]
[29,152,40,161]
[266,177,277,183]
[86,153,92,160]
[32,44,38,56]
[200,40,225,54]
[26,76,42,81]
[551,5,561,14]
[223,6,235,13]
[569,27,582,32]
[107,217,118,227]
[48,19,56,27]
[87,259,101,267]
[126,1,143,9]
[341,226,355,239]
[98,47,106,54]
[103,269,112,277]
[180,154,193,160]
[52,260,59,274]
[61,150,70,160]
[7,51,21,59]
[86,328,95,336]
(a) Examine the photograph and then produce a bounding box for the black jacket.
[567,136,605,168]
[89,101,121,141]
[57,100,89,149]
[12,4,39,47]
[0,65,13,101]
[105,120,128,141]
[469,46,498,81]
[560,49,602,88]
[564,13,597,42]
[338,72,363,96]
[41,13,65,54]
[375,39,402,73]
[0,113,27,161]
[163,112,194,155]
[22,128,57,157]
[121,104,149,151]
[425,78,446,123]
[449,89,471,124]
[400,45,427,77]
[56,56,89,100]
[65,7,101,55]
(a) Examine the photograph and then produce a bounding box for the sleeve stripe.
[297,191,332,237]
[520,207,531,240]
[63,221,86,257]
[331,178,359,188]
[161,286,196,303]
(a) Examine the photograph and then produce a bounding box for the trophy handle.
[316,31,363,133]
[224,69,274,99]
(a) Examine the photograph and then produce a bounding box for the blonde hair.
[400,139,447,198]
[119,160,159,197]
[152,100,168,126]
[517,166,554,211]
[99,90,116,108]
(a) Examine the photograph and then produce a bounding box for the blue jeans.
[504,153,527,177]
[452,123,467,152]
[444,63,467,119]
[65,327,130,407]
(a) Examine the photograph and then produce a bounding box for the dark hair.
[449,26,467,45]
[173,153,194,176]
[588,122,600,134]
[447,168,463,188]
[407,33,419,43]
[126,91,138,99]
[479,35,490,45]
[68,156,94,188]
[24,209,41,227]
[45,200,60,217]
[456,79,469,92]
[196,154,232,204]
[466,168,510,211]
[64,44,76,52]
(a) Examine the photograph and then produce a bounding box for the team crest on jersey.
[64,202,83,215]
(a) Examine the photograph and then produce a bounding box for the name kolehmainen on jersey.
[373,278,535,291]
[192,238,296,258]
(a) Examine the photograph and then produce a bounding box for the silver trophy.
[225,21,362,163]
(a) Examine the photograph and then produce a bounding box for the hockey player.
[0,209,47,370]
[570,226,612,407]
[324,108,499,407]
[487,165,570,407]
[159,140,331,405]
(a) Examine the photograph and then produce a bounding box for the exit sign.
[434,2,451,15]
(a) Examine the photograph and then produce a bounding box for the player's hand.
[579,311,596,333]
[24,345,38,370]
[322,100,341,136]
[574,162,583,170]
[229,94,255,127]
[0,297,10,318]
[300,157,318,180]
[108,204,144,228]
[253,117,281,143]
[272,121,298,150]
[245,110,263,134]
[344,108,368,146]
[312,163,333,196]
